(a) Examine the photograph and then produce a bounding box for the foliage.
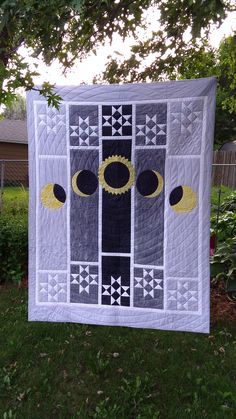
[1,186,28,215]
[0,214,27,284]
[2,94,26,120]
[211,238,236,299]
[0,286,236,417]
[211,211,236,242]
[210,190,236,240]
[0,0,235,107]
[99,33,236,147]
[220,191,236,213]
[210,185,234,215]
[0,0,151,107]
[210,190,236,297]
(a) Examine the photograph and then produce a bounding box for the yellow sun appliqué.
[98,155,135,195]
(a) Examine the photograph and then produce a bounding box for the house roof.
[0,119,27,144]
[220,140,236,151]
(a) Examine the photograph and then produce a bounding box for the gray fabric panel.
[69,104,98,146]
[134,268,163,308]
[165,157,200,277]
[38,158,67,270]
[70,264,98,304]
[134,149,165,266]
[136,103,167,145]
[70,149,99,262]
[36,103,66,155]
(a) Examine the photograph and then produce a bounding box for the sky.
[20,9,236,87]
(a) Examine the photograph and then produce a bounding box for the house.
[0,119,28,186]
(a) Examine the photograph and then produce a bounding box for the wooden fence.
[212,151,236,189]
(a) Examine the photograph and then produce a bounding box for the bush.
[220,191,236,213]
[210,190,236,299]
[210,211,236,242]
[0,215,28,284]
[211,237,236,300]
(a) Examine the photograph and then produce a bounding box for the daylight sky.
[20,9,236,87]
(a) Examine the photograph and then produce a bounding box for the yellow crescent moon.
[146,171,164,198]
[72,171,89,197]
[171,185,197,213]
[41,183,64,209]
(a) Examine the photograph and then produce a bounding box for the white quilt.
[27,78,216,333]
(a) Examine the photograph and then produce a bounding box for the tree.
[2,94,26,120]
[98,32,236,147]
[0,0,234,107]
[0,0,151,107]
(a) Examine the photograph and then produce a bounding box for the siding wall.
[0,142,28,186]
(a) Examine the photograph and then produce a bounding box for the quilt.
[27,77,216,333]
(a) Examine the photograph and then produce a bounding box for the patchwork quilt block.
[27,78,216,332]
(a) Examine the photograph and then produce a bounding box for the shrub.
[210,190,236,299]
[220,191,236,213]
[210,237,236,300]
[0,214,28,284]
[210,211,236,242]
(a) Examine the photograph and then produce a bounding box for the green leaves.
[0,0,153,105]
[38,82,62,110]
[210,190,236,299]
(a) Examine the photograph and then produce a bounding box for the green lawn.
[0,287,235,418]
[1,186,28,215]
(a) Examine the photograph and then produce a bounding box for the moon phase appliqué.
[72,170,98,197]
[169,185,197,213]
[41,183,66,209]
[136,170,163,198]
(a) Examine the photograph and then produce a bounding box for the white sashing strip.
[70,146,98,150]
[163,102,170,309]
[135,145,166,149]
[38,269,67,273]
[71,261,99,266]
[38,155,67,159]
[98,104,103,305]
[66,103,71,303]
[34,102,39,304]
[134,264,164,270]
[197,96,208,316]
[130,104,135,307]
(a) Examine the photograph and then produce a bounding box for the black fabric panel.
[102,140,132,253]
[102,256,130,306]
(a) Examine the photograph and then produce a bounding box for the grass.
[1,186,28,215]
[1,187,235,417]
[0,287,236,418]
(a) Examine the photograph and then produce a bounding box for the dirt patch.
[211,283,236,325]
